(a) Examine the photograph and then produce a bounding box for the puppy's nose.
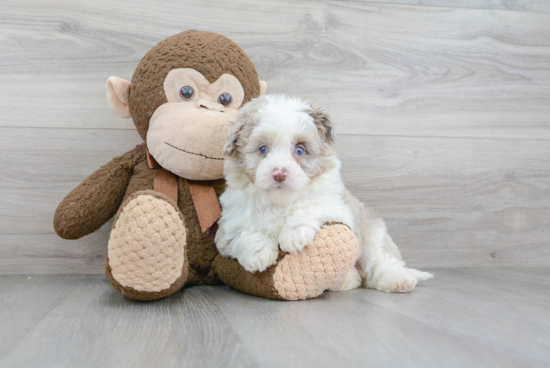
[272,168,287,183]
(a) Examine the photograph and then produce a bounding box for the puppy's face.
[224,95,336,195]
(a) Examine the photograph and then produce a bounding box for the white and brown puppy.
[215,95,432,292]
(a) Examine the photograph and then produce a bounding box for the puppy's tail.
[408,268,434,281]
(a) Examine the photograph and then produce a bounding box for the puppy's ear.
[224,98,262,156]
[223,124,243,156]
[309,103,335,145]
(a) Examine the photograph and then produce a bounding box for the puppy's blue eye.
[259,146,268,154]
[295,146,305,156]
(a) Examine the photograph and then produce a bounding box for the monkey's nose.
[197,99,225,112]
[272,168,287,183]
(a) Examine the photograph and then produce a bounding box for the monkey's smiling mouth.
[164,142,224,161]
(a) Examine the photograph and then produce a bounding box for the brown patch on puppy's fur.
[299,104,337,181]
[308,103,335,145]
[224,97,264,157]
[224,96,339,188]
[224,97,265,187]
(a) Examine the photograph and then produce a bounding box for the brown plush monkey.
[54,30,359,301]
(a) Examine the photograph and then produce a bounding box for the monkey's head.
[106,30,267,180]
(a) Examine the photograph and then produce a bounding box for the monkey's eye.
[295,145,306,156]
[259,145,268,155]
[218,93,232,106]
[180,86,194,100]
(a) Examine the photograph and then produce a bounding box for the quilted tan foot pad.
[273,223,359,300]
[213,223,359,301]
[106,191,189,301]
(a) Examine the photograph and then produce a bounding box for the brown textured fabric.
[54,143,147,239]
[213,253,286,300]
[177,178,226,286]
[122,160,155,203]
[187,181,222,233]
[129,30,261,140]
[214,223,359,301]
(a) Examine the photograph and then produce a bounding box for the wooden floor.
[0,268,548,368]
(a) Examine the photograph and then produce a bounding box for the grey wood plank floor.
[1,269,549,368]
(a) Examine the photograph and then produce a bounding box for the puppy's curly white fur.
[215,95,433,292]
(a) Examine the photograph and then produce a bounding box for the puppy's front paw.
[279,225,318,254]
[238,245,278,273]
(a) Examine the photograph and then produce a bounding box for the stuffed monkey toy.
[54,30,359,301]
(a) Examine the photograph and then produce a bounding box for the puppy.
[215,95,433,292]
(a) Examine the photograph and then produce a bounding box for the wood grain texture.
[0,275,79,358]
[1,269,549,368]
[0,276,257,368]
[1,0,549,139]
[337,134,550,268]
[1,127,548,272]
[357,0,550,13]
[0,0,549,273]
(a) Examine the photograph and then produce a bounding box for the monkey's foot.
[106,190,189,301]
[213,223,359,301]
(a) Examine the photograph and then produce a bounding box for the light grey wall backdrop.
[1,0,549,274]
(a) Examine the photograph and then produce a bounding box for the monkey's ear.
[309,103,335,145]
[106,76,132,118]
[259,80,267,96]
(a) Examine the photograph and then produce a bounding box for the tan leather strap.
[153,168,178,204]
[187,180,222,233]
[146,148,220,233]
[146,148,160,170]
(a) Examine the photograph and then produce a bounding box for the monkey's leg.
[105,190,189,300]
[213,223,359,301]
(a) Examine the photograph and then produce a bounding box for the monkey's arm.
[54,143,147,239]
